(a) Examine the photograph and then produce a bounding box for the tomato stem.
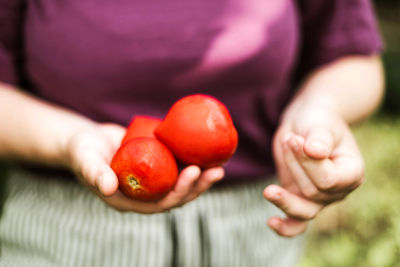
[127,175,141,189]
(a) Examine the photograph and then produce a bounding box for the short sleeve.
[296,0,383,73]
[0,0,25,85]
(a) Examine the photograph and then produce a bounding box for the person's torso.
[24,0,301,180]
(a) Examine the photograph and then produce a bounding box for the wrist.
[284,56,384,125]
[282,93,340,125]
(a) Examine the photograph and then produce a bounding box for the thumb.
[304,126,334,159]
[97,166,120,197]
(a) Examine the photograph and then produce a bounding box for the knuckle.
[348,160,365,188]
[302,187,319,199]
[318,174,337,192]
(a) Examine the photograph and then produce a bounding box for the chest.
[24,0,300,94]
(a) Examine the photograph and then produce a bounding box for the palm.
[66,123,224,213]
[67,123,126,195]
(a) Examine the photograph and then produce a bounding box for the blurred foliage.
[383,52,400,114]
[375,0,400,114]
[299,116,400,267]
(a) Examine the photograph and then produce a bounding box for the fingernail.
[272,192,281,201]
[266,186,281,201]
[310,140,328,154]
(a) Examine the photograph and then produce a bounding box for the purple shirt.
[0,0,382,182]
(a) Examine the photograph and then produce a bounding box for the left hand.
[65,123,224,214]
[264,106,365,237]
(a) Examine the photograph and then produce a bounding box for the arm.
[284,55,384,125]
[0,82,224,213]
[0,82,95,166]
[264,55,384,236]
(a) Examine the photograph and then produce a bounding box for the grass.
[298,115,400,267]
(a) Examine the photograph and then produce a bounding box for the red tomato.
[121,116,162,145]
[155,94,238,168]
[111,137,178,201]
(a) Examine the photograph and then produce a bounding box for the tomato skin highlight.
[155,94,238,168]
[111,137,178,201]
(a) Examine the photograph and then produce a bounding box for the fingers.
[95,166,203,214]
[83,163,223,214]
[97,167,120,196]
[158,165,202,208]
[158,165,224,209]
[282,134,317,198]
[183,167,225,202]
[75,150,119,196]
[303,126,334,159]
[268,217,308,237]
[100,165,224,214]
[264,185,323,220]
[67,126,223,214]
[288,134,363,195]
[272,130,302,194]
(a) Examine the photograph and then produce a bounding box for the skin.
[0,54,384,234]
[0,84,224,213]
[264,55,384,237]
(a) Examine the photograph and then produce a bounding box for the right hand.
[64,123,224,213]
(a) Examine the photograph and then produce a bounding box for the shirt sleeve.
[0,0,25,85]
[296,0,383,74]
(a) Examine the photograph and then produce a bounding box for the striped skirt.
[0,168,305,267]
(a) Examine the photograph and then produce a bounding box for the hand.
[64,123,224,213]
[264,107,364,237]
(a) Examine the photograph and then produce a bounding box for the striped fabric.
[0,169,305,267]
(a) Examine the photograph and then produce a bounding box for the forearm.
[0,82,97,167]
[284,55,384,124]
